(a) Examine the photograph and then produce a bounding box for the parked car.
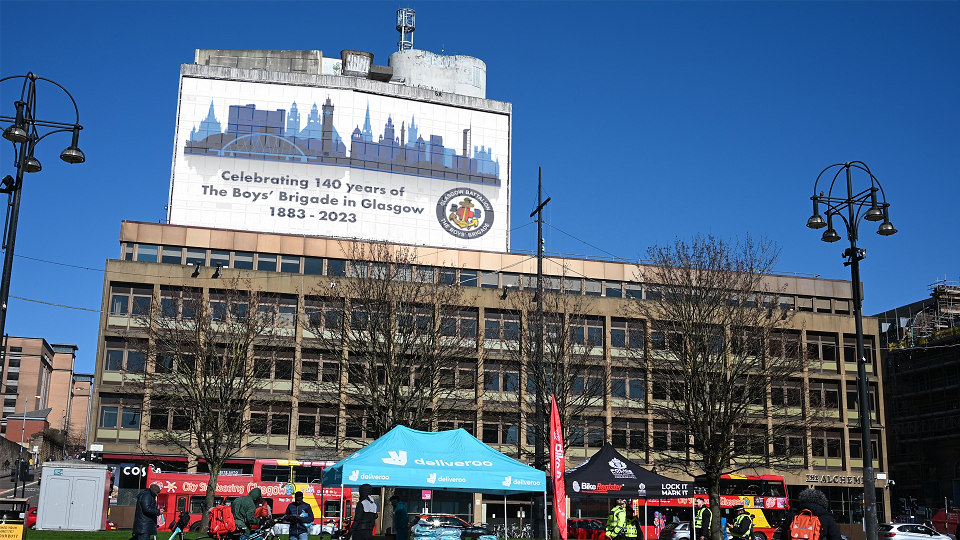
[106,520,118,530]
[568,519,606,539]
[26,507,37,529]
[658,522,690,540]
[410,513,492,540]
[879,523,948,540]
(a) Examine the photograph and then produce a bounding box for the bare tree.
[131,278,293,530]
[493,275,608,459]
[302,241,477,442]
[626,235,820,540]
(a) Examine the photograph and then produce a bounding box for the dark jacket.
[779,502,841,540]
[285,500,315,536]
[133,488,162,534]
[393,501,409,539]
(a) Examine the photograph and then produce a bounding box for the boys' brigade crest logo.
[436,188,495,239]
[449,198,480,229]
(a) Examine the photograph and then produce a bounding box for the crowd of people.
[128,481,960,540]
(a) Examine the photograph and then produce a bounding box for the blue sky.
[1,1,958,373]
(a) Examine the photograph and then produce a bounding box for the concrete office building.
[1,337,82,435]
[87,27,892,530]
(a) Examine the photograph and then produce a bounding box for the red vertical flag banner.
[551,395,568,540]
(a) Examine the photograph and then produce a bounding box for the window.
[811,431,843,458]
[605,281,622,298]
[280,256,300,273]
[304,257,323,275]
[810,381,841,410]
[483,362,519,393]
[136,244,158,262]
[769,331,802,359]
[257,254,278,272]
[124,244,134,261]
[460,269,478,287]
[482,414,518,445]
[611,318,644,349]
[103,338,145,373]
[210,250,230,268]
[770,381,804,408]
[805,332,839,363]
[484,310,520,342]
[625,283,642,299]
[570,316,603,348]
[161,247,183,264]
[849,437,880,460]
[480,272,499,288]
[440,308,478,339]
[234,252,254,270]
[150,409,170,430]
[98,394,141,429]
[110,283,153,316]
[611,370,644,400]
[327,259,347,277]
[564,278,582,295]
[612,419,646,451]
[185,248,206,266]
[653,423,685,452]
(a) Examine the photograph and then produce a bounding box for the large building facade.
[90,220,892,525]
[874,282,960,516]
[87,37,892,530]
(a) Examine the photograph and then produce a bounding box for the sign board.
[170,75,511,252]
[89,444,104,451]
[0,523,24,540]
[422,490,431,500]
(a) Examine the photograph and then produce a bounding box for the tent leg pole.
[505,495,508,539]
[645,499,648,540]
[340,483,345,530]
[544,489,548,540]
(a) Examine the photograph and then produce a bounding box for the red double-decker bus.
[634,474,789,540]
[146,459,351,532]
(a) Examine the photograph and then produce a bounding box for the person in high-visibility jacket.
[726,506,753,540]
[624,507,640,540]
[606,499,628,540]
[694,498,712,540]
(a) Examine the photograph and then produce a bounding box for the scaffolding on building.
[887,279,960,349]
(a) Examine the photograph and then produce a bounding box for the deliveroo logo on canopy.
[382,451,408,466]
[502,476,512,487]
[349,470,360,482]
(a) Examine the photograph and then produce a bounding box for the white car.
[879,523,947,540]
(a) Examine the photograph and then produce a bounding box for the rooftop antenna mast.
[397,8,416,52]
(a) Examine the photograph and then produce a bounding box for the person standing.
[390,495,409,540]
[779,488,841,540]
[233,487,264,536]
[726,506,753,540]
[624,507,639,540]
[349,484,378,540]
[285,491,315,540]
[606,499,628,540]
[133,484,162,540]
[694,498,712,540]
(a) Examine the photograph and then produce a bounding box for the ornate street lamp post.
[0,72,85,350]
[806,161,896,540]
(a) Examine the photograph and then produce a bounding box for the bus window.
[177,497,187,513]
[324,500,341,519]
[744,483,762,495]
[764,482,783,497]
[261,464,290,482]
[190,496,207,514]
[293,465,324,483]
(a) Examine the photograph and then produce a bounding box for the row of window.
[121,243,850,313]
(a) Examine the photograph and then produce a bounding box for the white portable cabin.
[36,461,112,531]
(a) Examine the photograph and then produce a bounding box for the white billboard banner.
[169,77,510,252]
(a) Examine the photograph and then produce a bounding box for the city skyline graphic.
[185,98,502,186]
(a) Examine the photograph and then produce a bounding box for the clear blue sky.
[1,2,957,373]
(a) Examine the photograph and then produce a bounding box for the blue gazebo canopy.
[323,425,546,494]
